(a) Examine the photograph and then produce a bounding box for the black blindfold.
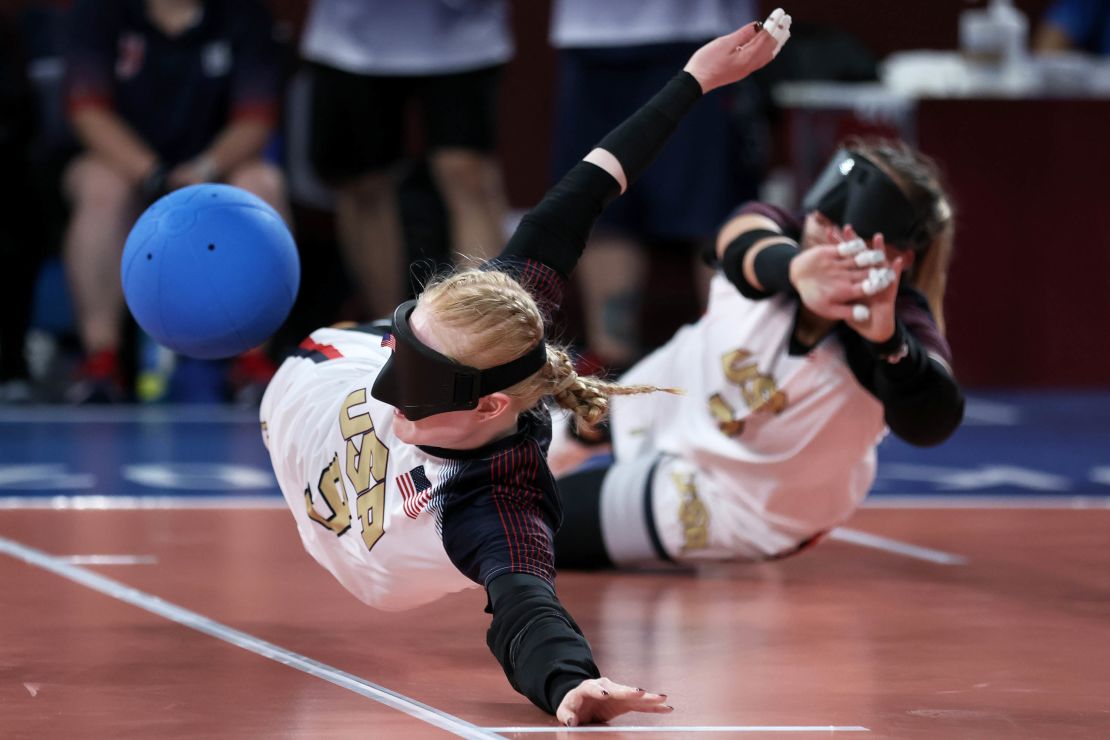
[802,149,929,251]
[370,299,548,421]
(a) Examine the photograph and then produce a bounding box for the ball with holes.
[121,183,300,359]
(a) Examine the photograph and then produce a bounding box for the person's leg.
[548,48,659,370]
[306,63,408,320]
[555,454,680,570]
[575,235,649,369]
[559,450,788,570]
[225,159,292,226]
[333,172,407,319]
[427,148,509,263]
[0,170,40,393]
[422,66,509,263]
[553,463,617,569]
[62,154,141,399]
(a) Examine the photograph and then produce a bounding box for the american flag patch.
[396,465,432,518]
[381,332,396,350]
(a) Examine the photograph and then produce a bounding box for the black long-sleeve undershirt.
[480,70,707,715]
[498,71,703,281]
[839,300,965,447]
[486,573,600,715]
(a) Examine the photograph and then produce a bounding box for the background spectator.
[299,0,513,321]
[62,0,289,402]
[0,10,44,403]
[549,0,763,373]
[1033,0,1110,53]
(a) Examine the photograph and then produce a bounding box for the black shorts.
[307,62,503,184]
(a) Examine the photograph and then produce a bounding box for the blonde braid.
[544,346,679,426]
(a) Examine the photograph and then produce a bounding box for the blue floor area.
[0,392,1107,498]
[874,391,1110,497]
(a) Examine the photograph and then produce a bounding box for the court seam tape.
[0,534,503,740]
[828,527,968,565]
[484,726,869,733]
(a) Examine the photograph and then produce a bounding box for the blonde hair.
[846,137,956,335]
[419,269,675,424]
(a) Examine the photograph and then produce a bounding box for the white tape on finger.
[862,268,895,296]
[854,250,885,267]
[852,304,870,322]
[765,9,792,52]
[837,238,867,257]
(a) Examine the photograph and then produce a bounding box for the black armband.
[486,572,599,715]
[721,228,799,299]
[596,71,703,186]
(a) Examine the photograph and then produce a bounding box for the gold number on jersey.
[305,453,352,535]
[302,388,391,552]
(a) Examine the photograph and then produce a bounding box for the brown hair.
[419,269,675,424]
[846,137,956,335]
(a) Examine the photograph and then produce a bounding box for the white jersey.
[550,0,756,48]
[609,274,886,560]
[301,0,514,75]
[260,327,475,611]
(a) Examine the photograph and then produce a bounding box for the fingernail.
[567,718,577,727]
[601,690,609,696]
[636,688,645,692]
[755,21,763,31]
[664,705,675,711]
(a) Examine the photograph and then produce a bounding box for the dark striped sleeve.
[438,434,561,588]
[484,257,567,327]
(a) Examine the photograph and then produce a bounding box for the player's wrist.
[866,321,908,363]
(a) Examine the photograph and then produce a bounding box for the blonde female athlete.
[260,10,792,726]
[553,138,965,568]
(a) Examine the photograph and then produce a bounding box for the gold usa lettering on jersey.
[672,471,709,552]
[304,388,391,551]
[707,348,787,437]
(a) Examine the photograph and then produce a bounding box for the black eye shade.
[802,149,929,250]
[370,299,547,421]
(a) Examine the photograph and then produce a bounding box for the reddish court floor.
[1,505,1109,740]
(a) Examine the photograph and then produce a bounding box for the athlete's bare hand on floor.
[557,677,672,727]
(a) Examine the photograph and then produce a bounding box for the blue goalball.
[121,184,300,360]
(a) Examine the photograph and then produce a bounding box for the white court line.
[5,494,1110,511]
[0,495,286,510]
[0,535,501,740]
[828,528,967,565]
[0,405,261,424]
[486,727,868,734]
[58,554,158,565]
[864,495,1110,509]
